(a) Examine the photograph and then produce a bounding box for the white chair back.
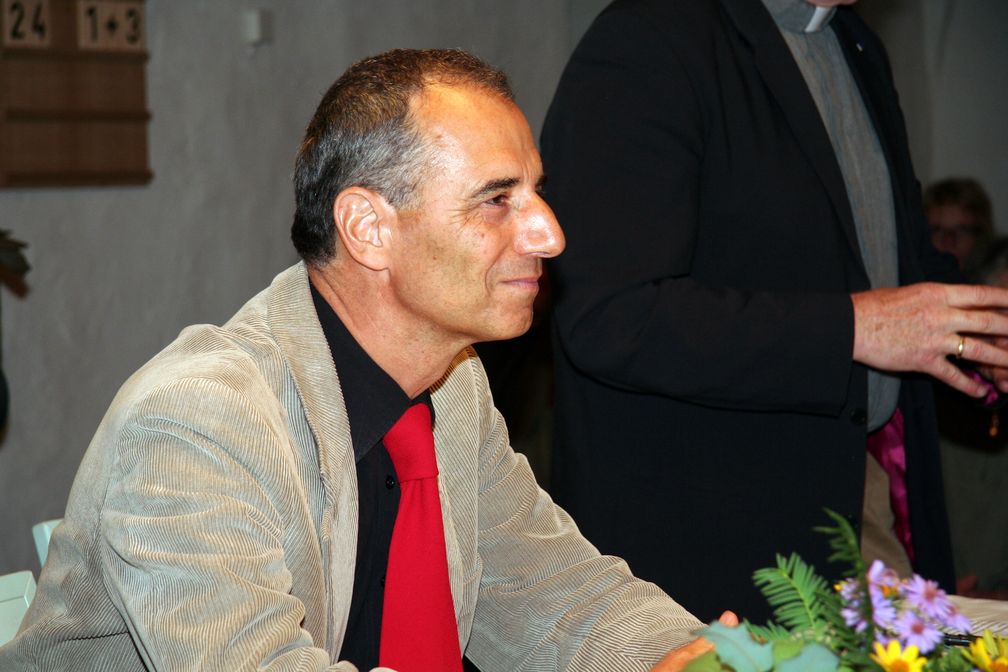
[0,570,36,645]
[32,518,62,567]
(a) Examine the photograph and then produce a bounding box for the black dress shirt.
[310,284,432,669]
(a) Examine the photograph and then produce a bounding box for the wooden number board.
[0,0,150,187]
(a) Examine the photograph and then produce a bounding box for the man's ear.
[332,187,395,271]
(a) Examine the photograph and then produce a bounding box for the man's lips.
[500,275,541,291]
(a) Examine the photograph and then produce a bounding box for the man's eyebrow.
[469,177,520,200]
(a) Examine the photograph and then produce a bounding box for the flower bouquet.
[684,511,1008,672]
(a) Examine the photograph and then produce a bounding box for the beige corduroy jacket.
[0,263,701,671]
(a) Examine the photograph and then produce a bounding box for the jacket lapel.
[719,0,865,272]
[266,262,358,655]
[430,349,483,647]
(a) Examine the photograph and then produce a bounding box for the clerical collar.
[761,0,836,34]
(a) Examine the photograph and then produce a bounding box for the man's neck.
[308,264,463,399]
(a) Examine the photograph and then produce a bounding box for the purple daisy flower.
[943,603,973,634]
[870,587,898,630]
[836,579,868,631]
[895,609,943,654]
[903,575,951,621]
[867,560,901,593]
[842,604,868,633]
[863,560,902,631]
[838,578,860,602]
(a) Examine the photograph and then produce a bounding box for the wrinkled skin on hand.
[851,283,1008,397]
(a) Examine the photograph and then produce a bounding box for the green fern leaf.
[813,509,865,579]
[746,619,794,643]
[753,553,832,634]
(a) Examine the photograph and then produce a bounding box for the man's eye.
[485,194,508,207]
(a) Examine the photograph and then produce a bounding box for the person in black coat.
[541,0,1008,622]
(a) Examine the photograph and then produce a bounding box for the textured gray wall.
[0,0,573,574]
[859,0,1008,229]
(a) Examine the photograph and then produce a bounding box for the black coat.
[541,0,957,622]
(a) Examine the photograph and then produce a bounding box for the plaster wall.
[859,0,1008,231]
[923,0,1008,230]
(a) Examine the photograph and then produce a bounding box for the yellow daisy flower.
[969,639,992,668]
[969,636,1008,672]
[870,640,925,672]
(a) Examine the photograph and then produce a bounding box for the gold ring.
[956,335,965,359]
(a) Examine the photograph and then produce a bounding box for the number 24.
[7,0,47,41]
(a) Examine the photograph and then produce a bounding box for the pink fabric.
[866,408,914,564]
[379,403,463,672]
[965,369,999,406]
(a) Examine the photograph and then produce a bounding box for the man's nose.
[516,197,565,258]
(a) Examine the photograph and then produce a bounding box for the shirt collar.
[310,282,432,463]
[761,0,836,34]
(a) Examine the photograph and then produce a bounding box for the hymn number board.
[0,0,151,187]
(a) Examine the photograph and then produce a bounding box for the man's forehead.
[410,83,540,180]
[413,79,501,104]
[411,82,520,131]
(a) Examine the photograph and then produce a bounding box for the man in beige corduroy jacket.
[0,49,731,672]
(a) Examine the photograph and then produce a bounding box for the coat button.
[385,474,396,490]
[850,408,867,425]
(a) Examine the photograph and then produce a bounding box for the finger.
[932,359,989,398]
[987,367,1008,393]
[718,611,739,626]
[959,336,1008,369]
[949,310,1008,338]
[945,284,1008,310]
[651,638,714,671]
[675,638,714,661]
[973,365,1008,394]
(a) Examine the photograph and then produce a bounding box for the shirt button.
[380,575,386,587]
[385,474,396,490]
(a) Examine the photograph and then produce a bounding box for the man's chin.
[477,312,535,344]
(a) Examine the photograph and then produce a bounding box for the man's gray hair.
[291,48,514,265]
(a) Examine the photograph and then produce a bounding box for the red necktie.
[379,402,463,672]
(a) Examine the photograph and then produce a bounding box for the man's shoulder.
[111,266,309,422]
[140,297,273,385]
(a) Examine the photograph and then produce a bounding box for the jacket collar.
[264,261,358,652]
